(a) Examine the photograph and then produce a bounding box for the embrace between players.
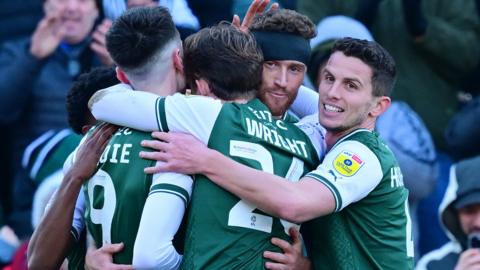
[28,1,413,269]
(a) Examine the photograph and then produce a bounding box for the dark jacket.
[0,0,42,44]
[0,37,100,237]
[416,155,480,269]
[444,96,480,161]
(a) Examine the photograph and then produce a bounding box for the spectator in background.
[458,0,480,105]
[296,0,480,153]
[102,0,200,39]
[444,96,480,161]
[416,155,480,270]
[0,2,44,259]
[0,0,104,239]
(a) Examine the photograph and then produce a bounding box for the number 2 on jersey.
[227,140,303,234]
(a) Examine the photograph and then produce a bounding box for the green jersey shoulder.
[304,129,414,270]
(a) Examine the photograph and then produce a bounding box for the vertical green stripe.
[155,97,169,132]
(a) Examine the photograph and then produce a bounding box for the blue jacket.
[0,37,100,236]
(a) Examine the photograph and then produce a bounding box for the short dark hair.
[106,6,178,70]
[183,23,263,101]
[332,37,397,97]
[66,67,119,134]
[250,9,316,39]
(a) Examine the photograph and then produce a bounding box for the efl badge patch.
[333,150,364,177]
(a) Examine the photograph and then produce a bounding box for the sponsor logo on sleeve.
[333,150,364,177]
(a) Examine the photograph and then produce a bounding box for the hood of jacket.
[439,155,480,249]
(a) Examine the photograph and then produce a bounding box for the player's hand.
[455,248,480,270]
[90,19,114,66]
[139,131,209,174]
[68,123,118,181]
[264,228,312,270]
[85,243,133,270]
[30,11,67,59]
[232,0,279,33]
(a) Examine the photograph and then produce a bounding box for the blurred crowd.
[1,0,480,269]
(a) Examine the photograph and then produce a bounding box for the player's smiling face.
[318,52,378,135]
[259,60,305,119]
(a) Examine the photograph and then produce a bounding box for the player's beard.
[259,87,297,119]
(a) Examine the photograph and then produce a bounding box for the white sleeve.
[89,84,160,132]
[132,164,193,270]
[295,113,327,161]
[290,86,319,118]
[305,140,383,211]
[89,84,222,144]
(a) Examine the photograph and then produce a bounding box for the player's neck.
[221,95,254,104]
[132,75,177,97]
[326,124,375,150]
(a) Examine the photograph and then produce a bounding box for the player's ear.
[173,48,184,74]
[195,79,214,98]
[370,96,391,118]
[115,67,130,84]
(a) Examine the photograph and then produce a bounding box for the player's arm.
[89,83,221,143]
[89,84,159,131]
[142,132,383,223]
[140,131,330,223]
[191,146,333,223]
[290,85,319,118]
[27,124,117,270]
[132,170,193,269]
